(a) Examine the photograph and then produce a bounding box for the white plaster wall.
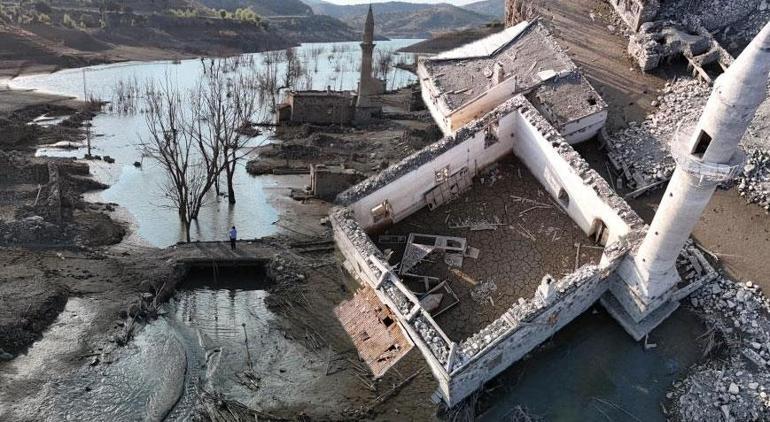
[418,64,452,135]
[331,217,453,388]
[511,112,632,247]
[349,112,517,229]
[561,110,608,144]
[444,268,610,405]
[448,77,520,133]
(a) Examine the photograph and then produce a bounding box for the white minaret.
[357,5,376,108]
[617,21,770,320]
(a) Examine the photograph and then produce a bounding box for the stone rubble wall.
[0,151,50,186]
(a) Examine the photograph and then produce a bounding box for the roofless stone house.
[329,18,769,406]
[276,5,385,126]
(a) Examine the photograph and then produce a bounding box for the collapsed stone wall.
[330,207,452,371]
[0,151,49,186]
[331,91,652,405]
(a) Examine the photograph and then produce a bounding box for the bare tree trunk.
[225,161,236,204]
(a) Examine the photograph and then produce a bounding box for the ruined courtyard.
[374,155,603,342]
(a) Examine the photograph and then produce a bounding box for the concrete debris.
[606,76,770,211]
[657,0,770,43]
[671,273,770,420]
[737,148,770,210]
[605,78,708,189]
[470,280,498,305]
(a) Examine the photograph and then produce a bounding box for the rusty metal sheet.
[334,287,414,378]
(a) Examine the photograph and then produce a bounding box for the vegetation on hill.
[307,1,497,38]
[197,0,313,17]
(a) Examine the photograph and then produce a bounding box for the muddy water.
[479,307,703,421]
[0,298,189,421]
[10,39,419,247]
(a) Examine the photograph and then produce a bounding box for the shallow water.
[479,307,703,421]
[10,39,419,247]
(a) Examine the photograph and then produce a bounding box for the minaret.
[357,4,375,108]
[617,21,770,321]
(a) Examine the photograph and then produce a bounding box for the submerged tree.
[141,78,218,242]
[192,60,259,204]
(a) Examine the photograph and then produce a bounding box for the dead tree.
[192,60,259,205]
[141,78,217,242]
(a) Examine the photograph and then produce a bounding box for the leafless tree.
[191,60,259,204]
[140,78,217,242]
[255,50,282,112]
[281,48,303,91]
[375,47,394,89]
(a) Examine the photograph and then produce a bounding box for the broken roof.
[526,72,607,128]
[420,20,578,114]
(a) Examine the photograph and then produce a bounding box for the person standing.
[229,226,237,251]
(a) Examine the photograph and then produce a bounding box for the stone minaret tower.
[357,4,376,108]
[615,21,770,327]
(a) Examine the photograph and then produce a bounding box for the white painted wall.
[511,110,632,248]
[349,113,517,229]
[561,110,608,144]
[444,268,610,405]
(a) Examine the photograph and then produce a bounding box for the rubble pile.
[671,275,770,420]
[737,149,770,210]
[657,0,770,46]
[470,280,498,305]
[606,78,709,189]
[455,317,510,369]
[413,314,450,364]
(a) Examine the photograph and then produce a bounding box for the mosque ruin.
[329,15,770,406]
[276,5,384,126]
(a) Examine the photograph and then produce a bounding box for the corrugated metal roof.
[334,286,414,378]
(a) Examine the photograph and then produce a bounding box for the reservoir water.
[10,39,419,247]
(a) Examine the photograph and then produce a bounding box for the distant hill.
[461,0,505,20]
[399,23,503,54]
[198,0,314,16]
[306,1,496,38]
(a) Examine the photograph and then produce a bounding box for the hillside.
[399,23,503,54]
[461,0,505,20]
[0,0,357,77]
[307,1,496,38]
[197,0,313,16]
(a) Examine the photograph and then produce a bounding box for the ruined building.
[329,19,770,406]
[604,0,734,81]
[418,21,607,142]
[276,5,384,126]
[607,0,660,31]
